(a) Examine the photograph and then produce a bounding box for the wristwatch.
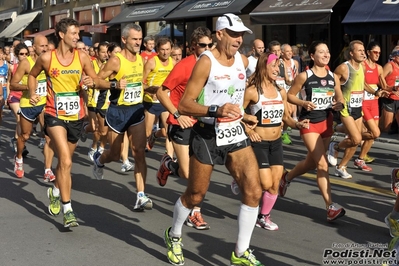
[173,111,181,119]
[110,81,117,90]
[208,105,219,117]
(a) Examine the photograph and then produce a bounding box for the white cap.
[24,40,32,47]
[216,13,252,34]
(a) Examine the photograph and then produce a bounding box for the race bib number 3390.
[215,117,247,146]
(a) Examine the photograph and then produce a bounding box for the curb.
[333,132,399,145]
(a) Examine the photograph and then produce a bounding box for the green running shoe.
[63,210,79,228]
[230,249,264,266]
[164,227,184,265]
[364,154,375,164]
[281,132,292,145]
[47,187,61,216]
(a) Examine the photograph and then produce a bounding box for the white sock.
[15,157,23,163]
[62,202,72,213]
[235,204,259,257]
[45,168,51,173]
[52,186,60,197]
[137,191,145,198]
[123,159,130,165]
[170,197,191,238]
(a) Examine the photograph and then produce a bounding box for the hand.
[379,90,390,98]
[145,86,159,94]
[302,100,316,111]
[29,93,40,105]
[242,114,258,129]
[118,78,127,90]
[247,130,261,142]
[82,75,93,87]
[176,115,195,129]
[297,119,310,129]
[218,103,241,119]
[331,100,344,111]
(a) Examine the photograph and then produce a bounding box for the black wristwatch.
[110,81,117,90]
[208,105,219,117]
[173,111,181,119]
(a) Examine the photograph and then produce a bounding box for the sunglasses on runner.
[197,43,213,48]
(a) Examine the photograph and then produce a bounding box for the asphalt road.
[1,110,398,266]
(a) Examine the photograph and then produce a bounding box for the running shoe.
[31,126,38,136]
[185,211,210,230]
[391,168,399,195]
[385,213,399,237]
[63,210,79,228]
[327,202,345,221]
[38,138,46,149]
[92,151,104,180]
[281,132,292,145]
[44,169,56,182]
[354,158,372,171]
[121,161,135,172]
[133,194,153,211]
[157,154,172,187]
[364,154,375,164]
[164,227,184,266]
[327,141,339,166]
[334,166,352,179]
[47,187,61,216]
[231,180,240,195]
[14,156,24,178]
[230,249,264,266]
[256,214,278,231]
[80,122,88,142]
[88,148,96,162]
[147,132,157,150]
[278,170,290,197]
[10,137,17,153]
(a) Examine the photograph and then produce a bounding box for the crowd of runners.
[0,13,399,266]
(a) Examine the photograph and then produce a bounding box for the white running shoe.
[121,161,134,172]
[255,214,279,230]
[133,194,153,211]
[231,180,240,195]
[334,166,352,179]
[327,141,338,166]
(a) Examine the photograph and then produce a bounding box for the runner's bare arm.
[10,59,30,91]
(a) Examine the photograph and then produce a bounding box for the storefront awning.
[165,0,252,20]
[342,0,399,34]
[25,28,55,38]
[108,1,182,25]
[0,11,42,39]
[250,0,339,25]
